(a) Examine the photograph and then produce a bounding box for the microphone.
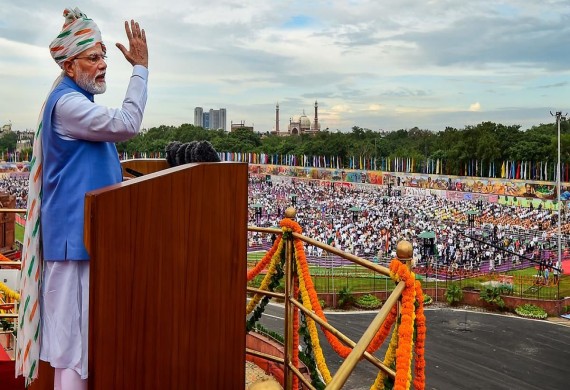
[165,140,220,167]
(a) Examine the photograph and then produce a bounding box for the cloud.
[469,102,482,112]
[1,1,569,133]
[535,82,568,89]
[367,104,385,111]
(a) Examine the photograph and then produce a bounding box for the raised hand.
[116,19,148,68]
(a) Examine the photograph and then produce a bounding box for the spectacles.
[73,53,107,65]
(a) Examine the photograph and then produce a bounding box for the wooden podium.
[31,160,248,389]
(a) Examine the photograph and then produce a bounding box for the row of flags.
[4,147,568,183]
[500,161,570,182]
[116,151,570,182]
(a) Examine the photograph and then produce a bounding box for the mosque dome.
[298,114,311,128]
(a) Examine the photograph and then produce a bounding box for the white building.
[272,101,321,136]
[194,107,204,127]
[194,107,226,131]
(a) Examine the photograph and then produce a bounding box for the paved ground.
[259,305,570,389]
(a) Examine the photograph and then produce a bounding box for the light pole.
[348,206,362,223]
[251,203,262,226]
[551,111,567,269]
[325,216,336,307]
[419,230,435,298]
[290,193,297,207]
[466,209,479,238]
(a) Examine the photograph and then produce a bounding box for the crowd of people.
[0,176,29,209]
[248,175,567,277]
[1,169,565,277]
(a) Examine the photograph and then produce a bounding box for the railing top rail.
[0,208,26,213]
[247,226,392,277]
[292,231,392,276]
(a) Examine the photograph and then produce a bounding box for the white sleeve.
[53,65,148,142]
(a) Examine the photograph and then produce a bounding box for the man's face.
[66,43,107,94]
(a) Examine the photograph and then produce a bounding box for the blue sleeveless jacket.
[41,77,122,261]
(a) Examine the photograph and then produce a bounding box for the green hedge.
[514,304,547,320]
[355,294,382,310]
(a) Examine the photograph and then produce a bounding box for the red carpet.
[0,345,11,361]
[0,359,25,390]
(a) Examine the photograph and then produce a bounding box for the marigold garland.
[247,218,427,390]
[247,235,282,281]
[390,260,416,390]
[295,246,333,383]
[292,278,300,390]
[246,239,284,315]
[0,281,20,301]
[413,280,427,390]
[287,216,399,360]
[371,322,399,389]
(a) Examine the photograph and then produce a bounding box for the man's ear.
[62,60,75,78]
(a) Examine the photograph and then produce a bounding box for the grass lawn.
[506,268,570,298]
[15,223,24,243]
[247,251,397,293]
[248,251,570,299]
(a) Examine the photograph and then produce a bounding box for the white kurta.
[40,65,148,379]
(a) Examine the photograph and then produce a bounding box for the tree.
[115,120,564,173]
[0,131,17,154]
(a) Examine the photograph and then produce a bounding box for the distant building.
[16,131,33,152]
[194,107,227,131]
[194,107,203,127]
[230,121,254,132]
[271,101,321,136]
[1,122,12,133]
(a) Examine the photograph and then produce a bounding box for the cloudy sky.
[1,0,569,133]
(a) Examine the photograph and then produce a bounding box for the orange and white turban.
[49,7,104,67]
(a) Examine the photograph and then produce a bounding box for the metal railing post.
[247,223,398,389]
[283,207,296,389]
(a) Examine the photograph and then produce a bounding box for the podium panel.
[85,162,248,389]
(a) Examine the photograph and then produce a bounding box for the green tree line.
[116,121,570,174]
[6,120,569,176]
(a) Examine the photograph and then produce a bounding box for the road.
[257,304,570,389]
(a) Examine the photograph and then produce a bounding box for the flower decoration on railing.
[0,281,20,328]
[0,281,20,302]
[246,217,426,390]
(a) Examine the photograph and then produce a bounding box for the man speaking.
[17,7,149,389]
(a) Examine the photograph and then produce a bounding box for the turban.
[49,7,104,67]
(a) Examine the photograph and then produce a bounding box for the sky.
[1,0,570,134]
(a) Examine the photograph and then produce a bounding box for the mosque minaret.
[271,100,321,136]
[275,102,280,134]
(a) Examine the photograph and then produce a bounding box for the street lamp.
[477,199,483,211]
[551,111,567,270]
[348,206,362,223]
[290,193,297,207]
[251,203,263,226]
[418,230,436,296]
[418,231,435,259]
[467,210,479,235]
